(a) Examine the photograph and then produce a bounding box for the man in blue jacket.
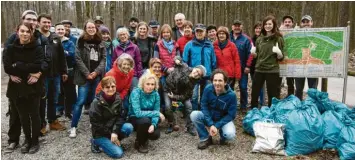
[230,20,252,110]
[183,23,217,111]
[190,69,237,149]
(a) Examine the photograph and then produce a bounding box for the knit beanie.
[22,10,38,19]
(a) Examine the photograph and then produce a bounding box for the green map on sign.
[284,30,343,65]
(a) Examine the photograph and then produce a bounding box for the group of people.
[3,9,319,158]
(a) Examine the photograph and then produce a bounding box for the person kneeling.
[190,69,237,150]
[128,73,165,153]
[89,76,133,159]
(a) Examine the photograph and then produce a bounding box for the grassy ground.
[1,76,340,160]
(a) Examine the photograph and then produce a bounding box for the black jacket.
[165,57,199,101]
[132,36,157,69]
[44,32,68,77]
[172,26,183,41]
[3,38,48,98]
[89,92,127,139]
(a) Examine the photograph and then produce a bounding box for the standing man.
[295,15,319,100]
[128,17,139,38]
[94,16,104,28]
[61,20,77,46]
[230,20,252,110]
[280,15,295,97]
[183,23,217,111]
[3,10,49,153]
[172,13,185,41]
[148,20,160,39]
[190,69,237,149]
[38,14,67,131]
[206,25,217,42]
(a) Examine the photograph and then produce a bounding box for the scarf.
[119,40,130,49]
[162,39,174,54]
[102,92,116,105]
[218,40,228,50]
[104,41,111,48]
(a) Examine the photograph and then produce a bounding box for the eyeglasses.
[25,18,37,22]
[104,86,116,89]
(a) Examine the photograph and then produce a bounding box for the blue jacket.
[182,38,217,78]
[201,84,237,129]
[230,32,252,69]
[128,88,161,128]
[62,37,76,75]
[69,34,78,47]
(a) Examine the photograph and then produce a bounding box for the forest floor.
[1,75,342,160]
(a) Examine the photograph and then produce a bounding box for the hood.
[13,38,38,49]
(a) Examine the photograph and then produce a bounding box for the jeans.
[251,72,281,107]
[92,123,133,159]
[163,92,193,128]
[129,117,160,145]
[11,95,41,145]
[192,78,210,111]
[45,75,61,123]
[71,77,100,128]
[239,73,248,108]
[250,72,265,106]
[295,78,318,101]
[190,111,236,142]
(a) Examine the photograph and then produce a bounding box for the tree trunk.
[85,1,91,19]
[109,1,115,38]
[75,1,84,28]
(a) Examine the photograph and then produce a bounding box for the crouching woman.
[128,73,165,153]
[89,76,133,159]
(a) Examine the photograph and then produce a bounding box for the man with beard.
[128,17,139,39]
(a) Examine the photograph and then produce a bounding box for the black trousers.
[7,99,21,144]
[251,72,281,107]
[63,76,77,116]
[11,95,41,145]
[286,77,295,97]
[129,117,160,145]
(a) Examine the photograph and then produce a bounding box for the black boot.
[28,143,40,154]
[138,141,149,153]
[4,142,18,153]
[197,136,212,150]
[21,141,31,154]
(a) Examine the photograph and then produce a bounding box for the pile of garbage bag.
[243,89,354,159]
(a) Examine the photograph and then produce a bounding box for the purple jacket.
[112,41,143,77]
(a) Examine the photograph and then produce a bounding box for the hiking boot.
[4,142,18,153]
[50,120,66,131]
[28,144,40,154]
[56,111,64,118]
[138,141,149,153]
[165,124,173,134]
[186,127,196,136]
[90,139,101,153]
[69,127,77,138]
[197,137,212,150]
[21,142,31,153]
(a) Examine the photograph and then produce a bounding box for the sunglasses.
[25,18,37,22]
[104,85,116,89]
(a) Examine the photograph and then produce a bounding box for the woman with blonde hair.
[132,22,157,69]
[154,24,180,68]
[128,73,165,153]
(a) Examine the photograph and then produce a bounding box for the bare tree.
[75,1,84,28]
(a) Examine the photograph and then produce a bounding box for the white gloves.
[250,46,257,58]
[273,43,283,59]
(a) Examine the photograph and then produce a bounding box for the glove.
[272,43,283,59]
[250,46,257,58]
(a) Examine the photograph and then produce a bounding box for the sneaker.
[186,127,196,136]
[21,142,31,154]
[28,144,40,154]
[69,127,77,138]
[50,120,66,131]
[165,124,173,134]
[138,141,149,153]
[4,142,18,153]
[197,137,212,150]
[90,139,101,153]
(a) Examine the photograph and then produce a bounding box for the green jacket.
[128,88,160,128]
[255,34,285,73]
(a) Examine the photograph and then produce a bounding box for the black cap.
[194,23,206,31]
[129,17,139,23]
[149,20,160,28]
[61,20,73,26]
[282,15,294,23]
[233,20,242,25]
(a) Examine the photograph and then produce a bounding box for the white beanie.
[22,10,38,19]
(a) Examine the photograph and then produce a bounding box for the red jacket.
[156,40,178,68]
[96,60,134,100]
[213,40,241,79]
[177,35,194,55]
